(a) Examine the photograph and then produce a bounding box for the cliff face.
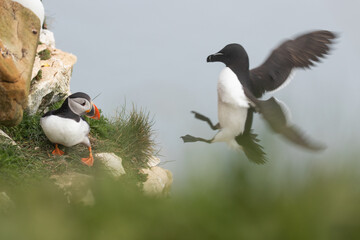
[0,0,41,126]
[27,44,77,115]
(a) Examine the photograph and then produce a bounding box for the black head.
[68,92,91,102]
[67,92,100,119]
[207,43,249,70]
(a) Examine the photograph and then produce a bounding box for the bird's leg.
[81,146,94,167]
[191,111,220,130]
[52,144,65,156]
[181,134,213,143]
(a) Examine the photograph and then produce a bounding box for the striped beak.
[86,103,100,120]
[207,52,223,62]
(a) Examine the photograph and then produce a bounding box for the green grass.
[0,102,156,189]
[1,154,360,239]
[89,105,155,167]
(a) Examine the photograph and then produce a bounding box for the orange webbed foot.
[52,144,65,156]
[81,147,94,167]
[81,156,94,166]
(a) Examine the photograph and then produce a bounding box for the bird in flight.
[181,30,337,164]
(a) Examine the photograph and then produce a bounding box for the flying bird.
[181,30,337,164]
[40,92,101,166]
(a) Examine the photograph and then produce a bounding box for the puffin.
[181,30,337,164]
[40,92,101,166]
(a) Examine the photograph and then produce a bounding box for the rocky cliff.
[0,0,42,126]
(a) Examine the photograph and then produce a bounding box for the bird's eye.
[81,102,86,106]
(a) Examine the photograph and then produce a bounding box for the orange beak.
[86,103,100,120]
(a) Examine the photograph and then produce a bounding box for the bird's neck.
[228,64,254,92]
[58,99,71,112]
[228,64,249,79]
[53,99,81,120]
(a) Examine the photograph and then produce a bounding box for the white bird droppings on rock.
[95,152,126,178]
[40,29,56,48]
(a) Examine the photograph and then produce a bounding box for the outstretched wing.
[250,30,337,98]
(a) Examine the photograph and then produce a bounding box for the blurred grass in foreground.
[1,152,360,240]
[1,102,359,239]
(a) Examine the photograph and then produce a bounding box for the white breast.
[216,67,250,140]
[40,115,90,147]
[217,67,250,108]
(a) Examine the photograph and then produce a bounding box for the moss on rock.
[38,48,51,60]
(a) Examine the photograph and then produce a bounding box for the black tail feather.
[236,130,267,164]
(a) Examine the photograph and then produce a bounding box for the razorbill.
[181,30,337,164]
[40,92,101,166]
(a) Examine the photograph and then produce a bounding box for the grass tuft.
[90,105,155,167]
[88,105,156,183]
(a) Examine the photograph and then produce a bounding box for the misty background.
[42,0,360,189]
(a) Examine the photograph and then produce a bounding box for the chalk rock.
[40,29,56,48]
[0,0,41,126]
[0,129,17,146]
[27,44,76,115]
[141,166,173,196]
[95,152,126,178]
[51,172,95,206]
[147,155,161,167]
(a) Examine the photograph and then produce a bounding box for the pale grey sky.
[43,0,360,188]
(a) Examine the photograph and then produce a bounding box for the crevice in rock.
[37,91,54,113]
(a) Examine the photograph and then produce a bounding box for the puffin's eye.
[81,102,86,106]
